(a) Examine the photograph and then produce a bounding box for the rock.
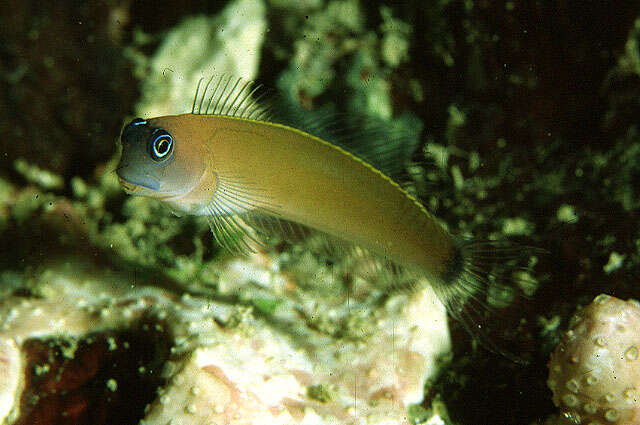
[0,256,450,425]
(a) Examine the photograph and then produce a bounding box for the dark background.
[1,1,638,424]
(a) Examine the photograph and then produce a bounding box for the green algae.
[406,404,430,424]
[407,397,452,425]
[14,158,64,191]
[307,383,334,403]
[0,1,639,424]
[379,6,412,68]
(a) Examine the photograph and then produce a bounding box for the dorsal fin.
[190,75,423,184]
[192,75,428,286]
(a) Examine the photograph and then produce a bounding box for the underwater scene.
[0,1,639,424]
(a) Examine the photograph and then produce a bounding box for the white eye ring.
[153,136,172,157]
[151,132,173,160]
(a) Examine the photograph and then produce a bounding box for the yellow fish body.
[116,77,535,359]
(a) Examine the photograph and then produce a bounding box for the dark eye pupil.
[156,138,169,154]
[149,129,173,161]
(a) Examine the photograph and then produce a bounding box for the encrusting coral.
[0,258,450,425]
[547,294,640,424]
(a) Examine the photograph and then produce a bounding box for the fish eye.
[149,129,174,162]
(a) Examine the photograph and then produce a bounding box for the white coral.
[548,294,640,425]
[0,255,449,425]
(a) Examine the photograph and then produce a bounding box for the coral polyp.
[548,294,640,425]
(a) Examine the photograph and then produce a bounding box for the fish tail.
[429,237,543,363]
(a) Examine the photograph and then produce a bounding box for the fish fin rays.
[205,209,262,255]
[192,75,273,121]
[265,102,424,184]
[204,174,279,255]
[203,173,337,257]
[190,75,423,185]
[205,183,406,287]
[430,238,546,364]
[243,214,313,245]
[248,213,407,286]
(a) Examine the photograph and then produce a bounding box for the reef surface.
[0,0,639,424]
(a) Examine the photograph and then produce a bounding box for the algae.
[1,0,639,424]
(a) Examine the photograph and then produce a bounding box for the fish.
[116,75,538,360]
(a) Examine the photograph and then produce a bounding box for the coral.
[274,0,365,103]
[1,0,638,423]
[547,294,640,424]
[130,0,267,117]
[13,159,64,191]
[273,0,418,122]
[0,257,450,424]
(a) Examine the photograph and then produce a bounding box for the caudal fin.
[431,237,545,364]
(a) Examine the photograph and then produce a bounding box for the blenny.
[116,76,536,359]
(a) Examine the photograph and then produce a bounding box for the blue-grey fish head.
[116,118,175,197]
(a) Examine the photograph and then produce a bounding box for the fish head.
[116,117,204,200]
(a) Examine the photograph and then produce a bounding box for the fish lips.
[116,168,160,193]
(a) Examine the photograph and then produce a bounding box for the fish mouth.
[117,176,144,194]
[115,166,161,193]
[116,174,172,199]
